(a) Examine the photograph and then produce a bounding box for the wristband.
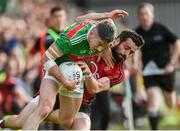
[44,59,56,72]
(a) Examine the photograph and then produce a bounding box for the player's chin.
[120,54,127,61]
[122,56,126,61]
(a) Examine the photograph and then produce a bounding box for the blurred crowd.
[0,0,84,119]
[0,0,180,130]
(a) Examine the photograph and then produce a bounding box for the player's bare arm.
[75,9,129,21]
[41,43,76,90]
[89,77,110,94]
[76,61,110,94]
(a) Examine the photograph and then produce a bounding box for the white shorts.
[43,72,84,98]
[31,96,39,106]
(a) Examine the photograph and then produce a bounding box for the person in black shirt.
[135,2,180,130]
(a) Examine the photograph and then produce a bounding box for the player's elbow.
[100,77,110,91]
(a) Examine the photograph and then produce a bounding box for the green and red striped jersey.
[55,20,97,56]
[54,20,98,65]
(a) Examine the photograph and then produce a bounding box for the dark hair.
[111,30,144,62]
[96,20,116,43]
[50,5,66,15]
[117,30,144,48]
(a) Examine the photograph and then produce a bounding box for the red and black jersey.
[82,56,125,105]
[90,56,125,87]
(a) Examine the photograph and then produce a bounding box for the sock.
[148,112,159,130]
[0,120,6,128]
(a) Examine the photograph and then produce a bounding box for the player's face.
[113,38,138,61]
[138,6,154,29]
[51,10,67,30]
[88,30,109,53]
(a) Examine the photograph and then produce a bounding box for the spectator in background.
[0,1,68,129]
[0,56,29,115]
[0,16,27,77]
[0,51,7,71]
[0,26,19,55]
[135,2,180,130]
[28,4,67,95]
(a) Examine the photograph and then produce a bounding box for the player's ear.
[111,38,120,48]
[89,30,94,35]
[88,29,95,40]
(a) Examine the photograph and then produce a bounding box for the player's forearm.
[75,12,109,21]
[41,42,67,84]
[49,65,67,84]
[84,75,100,94]
[85,76,110,94]
[41,54,66,84]
[75,9,128,22]
[170,39,180,65]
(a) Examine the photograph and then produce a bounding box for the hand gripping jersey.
[82,56,125,105]
[54,20,98,65]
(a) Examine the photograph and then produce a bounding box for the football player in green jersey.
[22,18,118,129]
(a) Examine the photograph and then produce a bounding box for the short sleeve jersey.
[54,20,97,65]
[135,22,178,68]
